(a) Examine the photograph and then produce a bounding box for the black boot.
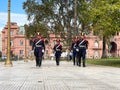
[36,57,39,67]
[83,61,86,67]
[39,57,42,67]
[56,58,60,66]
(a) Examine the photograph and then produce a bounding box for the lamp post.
[24,25,28,62]
[24,32,28,62]
[74,0,77,36]
[5,0,13,66]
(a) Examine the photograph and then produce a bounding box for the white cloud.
[0,12,30,31]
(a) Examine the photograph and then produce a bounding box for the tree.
[77,0,92,35]
[23,0,75,47]
[89,0,120,58]
[23,0,120,57]
[24,23,49,38]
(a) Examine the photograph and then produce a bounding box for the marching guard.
[32,33,45,67]
[76,34,88,67]
[53,40,62,66]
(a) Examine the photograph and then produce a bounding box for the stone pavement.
[0,60,120,90]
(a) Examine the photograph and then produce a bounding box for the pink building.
[2,22,32,59]
[2,22,120,59]
[46,32,120,59]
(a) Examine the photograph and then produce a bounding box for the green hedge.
[87,58,120,67]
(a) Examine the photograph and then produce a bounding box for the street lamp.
[4,0,13,67]
[24,24,28,62]
[24,30,28,62]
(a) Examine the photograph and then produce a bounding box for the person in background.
[32,33,45,67]
[53,39,62,66]
[69,50,72,61]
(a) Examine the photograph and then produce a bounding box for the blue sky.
[0,0,26,14]
[0,0,29,30]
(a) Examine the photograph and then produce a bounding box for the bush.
[87,58,120,67]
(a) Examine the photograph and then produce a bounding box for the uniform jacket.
[32,38,45,57]
[76,39,88,50]
[53,44,62,56]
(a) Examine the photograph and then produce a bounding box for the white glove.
[76,49,79,52]
[42,49,44,53]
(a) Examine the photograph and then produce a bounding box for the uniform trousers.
[55,52,61,65]
[77,49,86,67]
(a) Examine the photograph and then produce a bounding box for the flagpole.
[5,0,13,67]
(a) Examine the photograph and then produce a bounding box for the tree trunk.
[101,36,107,58]
[66,0,72,48]
[74,0,78,36]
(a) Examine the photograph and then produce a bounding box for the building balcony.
[92,47,102,50]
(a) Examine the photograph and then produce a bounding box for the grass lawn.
[87,58,120,68]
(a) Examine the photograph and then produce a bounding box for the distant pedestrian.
[32,33,45,67]
[69,51,72,61]
[53,39,62,66]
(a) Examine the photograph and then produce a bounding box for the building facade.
[0,32,2,52]
[1,22,120,59]
[2,22,32,59]
[45,33,120,59]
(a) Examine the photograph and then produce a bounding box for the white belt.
[56,49,60,51]
[36,45,42,47]
[79,45,86,48]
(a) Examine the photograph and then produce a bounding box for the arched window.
[20,50,24,55]
[20,40,24,46]
[94,51,99,58]
[10,41,13,46]
[10,31,14,36]
[19,31,24,35]
[94,40,99,48]
[110,42,117,53]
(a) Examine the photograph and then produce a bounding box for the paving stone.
[0,60,120,90]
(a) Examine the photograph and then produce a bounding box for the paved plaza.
[0,60,120,90]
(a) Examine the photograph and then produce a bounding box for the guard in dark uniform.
[32,33,45,67]
[53,40,62,66]
[71,37,78,65]
[76,34,88,67]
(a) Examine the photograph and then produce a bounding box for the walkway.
[0,60,120,90]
